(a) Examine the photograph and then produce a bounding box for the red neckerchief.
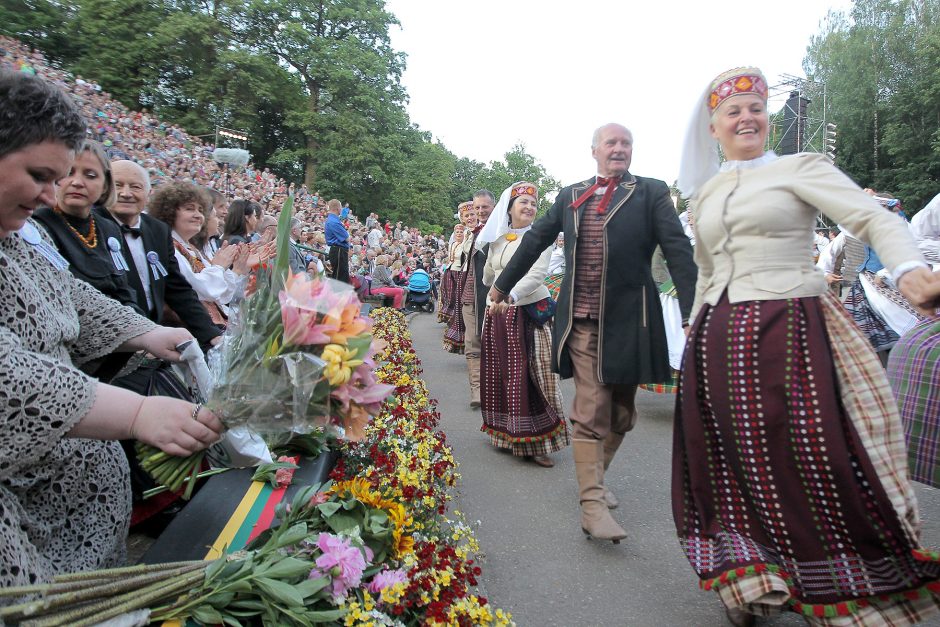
[572,175,621,214]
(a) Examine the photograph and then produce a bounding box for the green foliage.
[477,143,562,215]
[4,0,565,229]
[804,0,940,214]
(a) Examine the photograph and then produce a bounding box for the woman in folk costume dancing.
[442,201,477,353]
[673,67,940,627]
[477,182,569,467]
[437,222,464,323]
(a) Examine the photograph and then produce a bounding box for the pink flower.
[331,364,394,414]
[308,491,329,506]
[279,273,341,346]
[367,568,408,594]
[309,533,371,599]
[274,455,299,488]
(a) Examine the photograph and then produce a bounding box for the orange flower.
[505,233,518,242]
[323,291,371,345]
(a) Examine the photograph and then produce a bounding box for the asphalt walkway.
[408,311,940,627]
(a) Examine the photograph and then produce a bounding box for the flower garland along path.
[330,308,514,626]
[0,309,511,627]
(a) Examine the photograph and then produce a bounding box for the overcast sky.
[386,0,852,187]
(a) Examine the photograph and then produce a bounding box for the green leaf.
[229,599,267,611]
[262,557,315,580]
[190,605,226,625]
[205,590,236,608]
[274,522,309,549]
[294,575,329,599]
[273,193,294,284]
[204,558,227,582]
[325,513,360,534]
[316,501,342,518]
[222,616,245,627]
[255,576,305,608]
[306,608,348,623]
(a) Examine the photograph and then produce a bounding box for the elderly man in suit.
[490,123,696,543]
[97,160,222,353]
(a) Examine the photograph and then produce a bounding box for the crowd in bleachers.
[1,35,451,303]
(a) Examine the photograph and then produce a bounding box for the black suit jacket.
[494,174,697,385]
[95,207,222,346]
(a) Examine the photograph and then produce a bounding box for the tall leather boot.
[573,438,627,543]
[602,432,625,509]
[467,355,481,409]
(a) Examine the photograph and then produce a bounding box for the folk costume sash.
[572,176,621,214]
[171,240,227,326]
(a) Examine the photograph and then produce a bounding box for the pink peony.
[309,533,372,599]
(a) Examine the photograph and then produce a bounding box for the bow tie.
[121,224,142,238]
[572,175,622,214]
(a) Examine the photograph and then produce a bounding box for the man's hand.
[898,267,940,317]
[825,273,842,286]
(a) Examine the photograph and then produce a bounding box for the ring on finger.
[191,403,203,421]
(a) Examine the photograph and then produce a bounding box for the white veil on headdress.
[475,186,512,248]
[677,67,767,200]
[476,181,538,249]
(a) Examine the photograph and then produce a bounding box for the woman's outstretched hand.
[898,267,940,317]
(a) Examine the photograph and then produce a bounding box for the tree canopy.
[804,0,940,214]
[1,0,561,228]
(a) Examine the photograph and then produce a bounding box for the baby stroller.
[405,268,435,313]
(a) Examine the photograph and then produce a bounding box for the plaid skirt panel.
[887,318,940,488]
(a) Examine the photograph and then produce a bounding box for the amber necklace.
[53,205,98,249]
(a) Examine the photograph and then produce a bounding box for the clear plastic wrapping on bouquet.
[205,272,361,437]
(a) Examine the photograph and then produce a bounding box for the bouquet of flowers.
[138,196,393,497]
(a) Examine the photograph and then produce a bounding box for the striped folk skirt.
[888,317,940,489]
[843,271,923,353]
[673,291,940,626]
[441,270,468,353]
[438,268,459,324]
[480,306,569,457]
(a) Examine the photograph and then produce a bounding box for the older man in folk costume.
[490,124,696,542]
[462,189,496,408]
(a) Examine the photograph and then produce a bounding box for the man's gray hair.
[591,123,633,148]
[472,189,496,204]
[290,217,302,230]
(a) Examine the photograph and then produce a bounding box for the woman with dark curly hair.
[149,181,250,325]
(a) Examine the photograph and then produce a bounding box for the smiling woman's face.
[709,93,768,161]
[0,141,73,239]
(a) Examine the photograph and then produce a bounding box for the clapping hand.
[232,244,252,275]
[210,242,239,269]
